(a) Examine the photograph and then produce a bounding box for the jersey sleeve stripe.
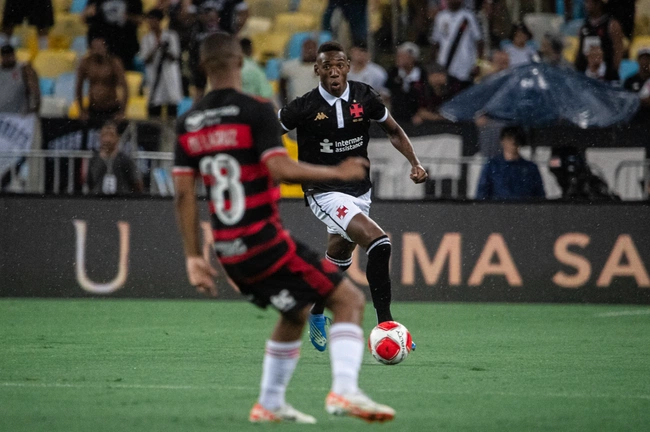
[172,167,196,176]
[376,108,389,123]
[261,147,288,162]
[277,109,291,131]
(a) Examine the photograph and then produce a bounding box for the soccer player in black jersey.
[278,41,428,352]
[173,33,396,424]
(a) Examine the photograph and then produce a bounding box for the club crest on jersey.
[314,112,329,121]
[350,103,364,119]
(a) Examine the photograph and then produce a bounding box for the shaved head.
[200,32,243,74]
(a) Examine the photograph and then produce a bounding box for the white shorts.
[306,190,372,242]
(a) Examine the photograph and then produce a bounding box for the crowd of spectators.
[0,0,649,197]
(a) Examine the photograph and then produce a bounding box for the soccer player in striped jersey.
[173,33,396,424]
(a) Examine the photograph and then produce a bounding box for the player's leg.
[345,213,394,324]
[305,191,363,351]
[323,279,395,422]
[251,306,317,424]
[310,234,355,315]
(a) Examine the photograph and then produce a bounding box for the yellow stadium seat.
[563,36,579,64]
[32,49,78,78]
[125,71,144,97]
[126,96,148,120]
[251,31,291,62]
[273,12,318,33]
[299,0,326,16]
[240,16,273,38]
[52,0,72,13]
[67,97,88,119]
[142,0,158,12]
[52,13,88,38]
[13,25,39,58]
[15,48,33,63]
[279,135,303,198]
[629,36,650,59]
[247,0,292,18]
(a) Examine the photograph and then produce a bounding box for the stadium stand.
[125,71,144,98]
[563,35,579,63]
[40,77,56,96]
[251,31,291,62]
[285,30,332,59]
[32,50,77,78]
[54,72,79,106]
[630,36,650,60]
[125,96,148,120]
[273,12,318,33]
[619,59,639,82]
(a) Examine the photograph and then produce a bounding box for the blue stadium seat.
[561,18,584,36]
[178,97,193,116]
[70,0,88,13]
[286,31,332,59]
[70,35,87,58]
[40,77,55,96]
[265,57,282,81]
[54,72,79,105]
[619,60,639,82]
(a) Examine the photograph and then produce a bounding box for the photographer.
[140,9,183,118]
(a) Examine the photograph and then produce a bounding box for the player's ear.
[313,64,319,76]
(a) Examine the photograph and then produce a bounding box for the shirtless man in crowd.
[75,35,129,124]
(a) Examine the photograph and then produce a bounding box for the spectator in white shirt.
[347,42,388,97]
[140,9,183,118]
[279,38,319,104]
[503,23,538,68]
[430,0,483,94]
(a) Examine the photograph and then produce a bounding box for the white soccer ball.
[368,321,412,365]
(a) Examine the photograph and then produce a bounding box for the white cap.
[638,47,650,58]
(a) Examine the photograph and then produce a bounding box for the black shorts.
[2,0,54,29]
[235,241,344,314]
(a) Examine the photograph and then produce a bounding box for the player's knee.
[366,235,391,259]
[326,253,352,272]
[327,279,365,315]
[281,306,309,326]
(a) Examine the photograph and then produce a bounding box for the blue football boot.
[308,314,331,352]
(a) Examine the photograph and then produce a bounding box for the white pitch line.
[2,382,650,401]
[595,310,650,318]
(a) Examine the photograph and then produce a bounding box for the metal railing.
[2,150,648,201]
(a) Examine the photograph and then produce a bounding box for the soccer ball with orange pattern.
[368,321,412,365]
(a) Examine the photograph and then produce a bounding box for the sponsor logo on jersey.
[213,238,248,257]
[336,206,348,219]
[185,106,241,132]
[319,136,364,153]
[320,139,334,153]
[314,112,329,121]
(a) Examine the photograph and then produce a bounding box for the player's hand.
[337,157,369,181]
[186,256,218,297]
[410,164,428,184]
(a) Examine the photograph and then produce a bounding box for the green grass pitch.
[1,298,649,431]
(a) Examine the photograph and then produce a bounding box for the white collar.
[318,83,350,106]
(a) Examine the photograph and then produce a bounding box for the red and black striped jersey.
[173,89,293,284]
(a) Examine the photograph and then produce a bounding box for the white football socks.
[258,340,301,410]
[329,323,364,395]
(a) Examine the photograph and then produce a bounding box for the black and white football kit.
[278,81,388,241]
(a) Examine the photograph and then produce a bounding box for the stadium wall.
[1,195,650,304]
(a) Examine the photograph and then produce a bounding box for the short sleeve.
[251,101,287,162]
[173,120,199,176]
[278,97,304,132]
[366,86,388,122]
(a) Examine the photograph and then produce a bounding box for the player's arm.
[173,172,218,297]
[264,152,368,184]
[377,113,428,184]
